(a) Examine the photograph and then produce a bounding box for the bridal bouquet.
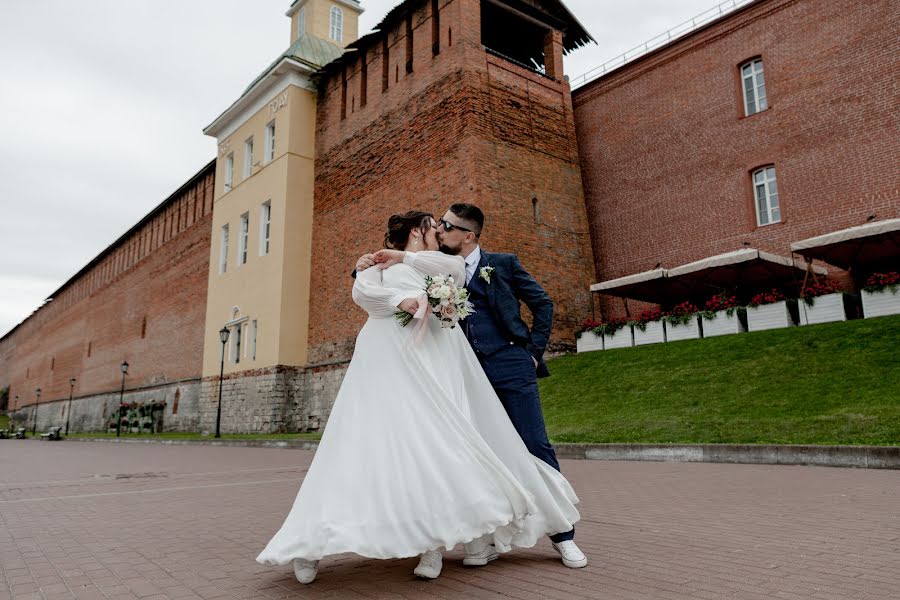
[396,274,474,329]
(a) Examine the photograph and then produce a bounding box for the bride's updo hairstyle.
[384,211,433,250]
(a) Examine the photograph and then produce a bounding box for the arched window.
[330,6,343,43]
[297,8,305,36]
[752,166,780,226]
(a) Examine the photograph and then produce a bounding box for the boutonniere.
[479,266,495,284]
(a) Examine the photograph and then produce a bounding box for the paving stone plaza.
[1,442,897,600]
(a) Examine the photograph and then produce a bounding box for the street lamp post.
[65,378,76,436]
[32,388,42,436]
[215,327,230,438]
[116,361,129,437]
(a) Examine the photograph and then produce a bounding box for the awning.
[591,248,827,304]
[666,248,826,290]
[790,218,900,270]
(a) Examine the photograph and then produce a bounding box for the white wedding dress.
[256,251,579,564]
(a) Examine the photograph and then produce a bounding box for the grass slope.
[540,315,900,445]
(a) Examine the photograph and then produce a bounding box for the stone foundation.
[8,379,201,434]
[198,362,348,434]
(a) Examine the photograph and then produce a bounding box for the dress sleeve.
[351,266,420,317]
[403,251,466,284]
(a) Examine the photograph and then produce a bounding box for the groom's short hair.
[449,203,484,235]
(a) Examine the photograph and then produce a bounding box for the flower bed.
[600,316,634,349]
[798,281,845,325]
[664,302,701,342]
[576,320,604,353]
[861,272,900,318]
[632,309,665,346]
[747,289,794,332]
[700,294,745,337]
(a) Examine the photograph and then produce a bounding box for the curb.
[554,443,900,469]
[62,437,900,469]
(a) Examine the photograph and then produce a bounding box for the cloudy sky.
[0,0,726,337]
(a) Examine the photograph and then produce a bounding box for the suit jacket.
[472,251,553,378]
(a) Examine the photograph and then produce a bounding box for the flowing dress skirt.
[257,314,579,564]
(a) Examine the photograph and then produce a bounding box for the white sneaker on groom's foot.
[552,540,588,568]
[292,558,319,584]
[414,550,442,579]
[463,541,499,567]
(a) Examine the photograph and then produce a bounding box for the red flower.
[705,294,738,312]
[580,319,601,333]
[864,272,900,290]
[749,289,785,307]
[635,309,663,324]
[800,280,841,299]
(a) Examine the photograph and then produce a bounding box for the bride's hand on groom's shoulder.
[356,253,376,272]
[373,249,405,268]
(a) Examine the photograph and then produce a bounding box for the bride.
[256,211,580,583]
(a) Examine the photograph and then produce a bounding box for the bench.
[40,426,62,441]
[15,427,27,439]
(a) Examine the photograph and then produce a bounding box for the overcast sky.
[0,0,724,337]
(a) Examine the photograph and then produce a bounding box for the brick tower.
[308,0,597,364]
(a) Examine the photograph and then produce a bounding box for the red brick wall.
[1,163,215,409]
[573,0,900,318]
[309,0,595,362]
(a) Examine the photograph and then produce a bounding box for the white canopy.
[667,248,826,278]
[790,218,900,269]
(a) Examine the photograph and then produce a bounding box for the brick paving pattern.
[1,442,897,600]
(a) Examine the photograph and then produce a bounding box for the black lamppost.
[32,388,42,436]
[215,327,230,438]
[65,378,76,436]
[116,361,129,437]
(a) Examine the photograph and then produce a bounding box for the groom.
[356,203,586,569]
[433,203,586,569]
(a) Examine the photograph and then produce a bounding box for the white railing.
[570,0,757,89]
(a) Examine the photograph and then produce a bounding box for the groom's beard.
[438,243,461,256]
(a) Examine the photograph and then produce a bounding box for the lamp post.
[32,388,42,436]
[65,378,76,436]
[215,327,230,438]
[116,361,129,437]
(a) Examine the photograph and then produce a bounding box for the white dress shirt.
[464,246,481,285]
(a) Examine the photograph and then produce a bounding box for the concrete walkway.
[1,442,897,600]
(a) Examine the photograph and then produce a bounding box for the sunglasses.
[439,218,473,233]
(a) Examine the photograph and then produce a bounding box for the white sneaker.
[463,542,499,567]
[552,540,588,568]
[413,550,442,579]
[292,558,319,584]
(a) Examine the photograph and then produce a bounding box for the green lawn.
[540,314,900,445]
[0,414,8,431]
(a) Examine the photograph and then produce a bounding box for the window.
[233,324,242,364]
[224,153,234,192]
[297,7,305,36]
[243,137,254,178]
[219,224,229,273]
[741,59,768,116]
[238,213,249,265]
[330,6,343,42]
[753,166,781,226]
[406,14,414,73]
[264,121,275,163]
[259,201,271,256]
[250,320,257,361]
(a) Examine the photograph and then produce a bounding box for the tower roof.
[242,34,346,95]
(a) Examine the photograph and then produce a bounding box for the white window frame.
[238,213,249,265]
[243,137,254,178]
[224,153,234,192]
[264,121,275,164]
[330,6,343,43]
[741,58,768,116]
[753,166,781,226]
[259,201,271,256]
[218,224,229,274]
[232,324,242,363]
[250,320,257,361]
[298,7,305,36]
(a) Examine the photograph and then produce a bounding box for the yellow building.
[200,1,361,431]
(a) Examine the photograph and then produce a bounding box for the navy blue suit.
[463,250,574,543]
